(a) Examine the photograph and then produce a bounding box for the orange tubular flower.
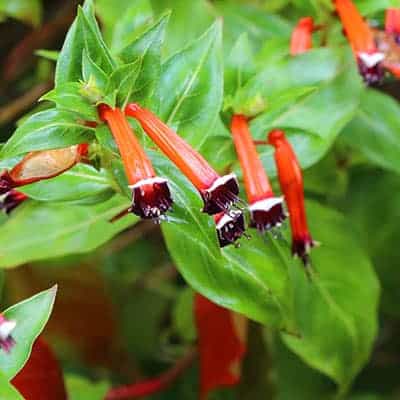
[125,103,240,215]
[334,0,385,83]
[268,130,314,265]
[98,104,172,220]
[214,211,246,248]
[290,17,314,55]
[0,144,87,195]
[230,115,286,232]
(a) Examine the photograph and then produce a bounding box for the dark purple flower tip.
[292,235,315,266]
[249,197,286,232]
[129,177,173,220]
[357,52,385,84]
[0,171,13,196]
[0,315,16,353]
[201,174,240,215]
[0,190,28,214]
[215,210,246,248]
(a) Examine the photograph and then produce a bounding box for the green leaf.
[55,16,85,86]
[341,89,400,175]
[0,195,137,268]
[282,202,379,392]
[248,48,362,174]
[0,109,94,158]
[119,13,169,106]
[0,286,57,379]
[0,0,42,26]
[155,21,223,149]
[96,0,153,49]
[151,0,214,56]
[82,49,109,93]
[0,373,24,400]
[20,164,114,204]
[154,154,296,332]
[78,3,115,75]
[354,0,400,15]
[106,60,141,108]
[224,33,256,98]
[66,375,110,400]
[41,83,98,121]
[340,169,400,318]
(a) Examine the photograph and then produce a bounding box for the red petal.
[11,337,67,400]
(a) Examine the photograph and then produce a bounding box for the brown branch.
[105,348,197,400]
[0,81,52,125]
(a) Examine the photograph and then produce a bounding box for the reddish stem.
[105,348,197,400]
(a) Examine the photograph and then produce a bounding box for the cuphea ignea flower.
[0,144,88,195]
[290,17,314,55]
[194,294,247,400]
[98,104,172,220]
[0,313,16,353]
[0,190,28,214]
[230,115,286,232]
[214,210,246,248]
[125,103,240,215]
[268,130,314,265]
[334,0,385,84]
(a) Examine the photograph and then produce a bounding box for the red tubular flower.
[290,17,314,55]
[195,294,247,400]
[125,103,240,215]
[334,0,385,83]
[230,114,286,232]
[0,144,87,195]
[214,211,246,248]
[0,313,16,353]
[386,8,400,43]
[268,130,314,265]
[98,104,172,220]
[0,190,28,214]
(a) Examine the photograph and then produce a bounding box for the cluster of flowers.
[1,0,398,354]
[291,1,400,84]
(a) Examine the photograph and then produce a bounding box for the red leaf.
[11,337,67,400]
[194,294,247,400]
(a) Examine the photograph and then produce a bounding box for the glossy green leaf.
[0,0,42,26]
[119,14,169,107]
[0,286,57,379]
[55,15,85,87]
[78,3,115,75]
[282,202,379,392]
[0,373,24,400]
[341,89,400,175]
[154,155,296,331]
[96,0,153,48]
[106,60,141,108]
[66,375,110,400]
[41,83,98,121]
[82,49,109,95]
[155,21,223,149]
[151,0,214,56]
[0,195,137,268]
[20,164,114,204]
[340,169,400,318]
[0,109,94,158]
[248,48,362,174]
